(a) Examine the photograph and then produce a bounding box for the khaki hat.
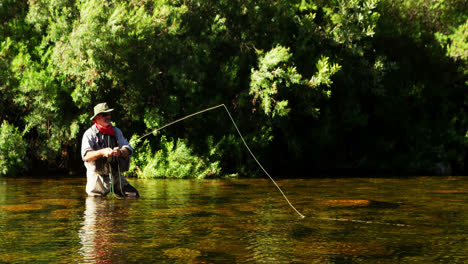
[90,102,114,120]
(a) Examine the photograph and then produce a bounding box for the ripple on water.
[31,198,80,207]
[294,241,395,257]
[163,248,201,261]
[0,203,45,212]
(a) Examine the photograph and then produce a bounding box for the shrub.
[0,121,28,176]
[127,135,224,179]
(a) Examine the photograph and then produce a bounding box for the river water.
[0,176,466,263]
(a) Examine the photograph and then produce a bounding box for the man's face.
[95,113,112,127]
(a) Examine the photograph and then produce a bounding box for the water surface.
[0,176,467,263]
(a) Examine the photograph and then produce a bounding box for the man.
[81,102,139,197]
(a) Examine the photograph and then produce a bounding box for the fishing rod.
[139,104,306,219]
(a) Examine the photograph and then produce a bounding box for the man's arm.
[84,148,112,162]
[119,147,131,158]
[113,127,133,156]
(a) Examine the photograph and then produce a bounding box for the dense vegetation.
[0,0,467,178]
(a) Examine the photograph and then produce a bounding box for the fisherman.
[81,102,139,197]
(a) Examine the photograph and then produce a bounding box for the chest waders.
[99,132,125,197]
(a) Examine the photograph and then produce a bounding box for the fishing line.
[139,104,306,219]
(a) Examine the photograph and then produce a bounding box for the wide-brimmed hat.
[90,102,114,120]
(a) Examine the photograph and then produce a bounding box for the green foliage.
[0,121,27,177]
[51,0,158,107]
[128,135,223,179]
[323,0,381,55]
[250,46,302,117]
[447,19,468,62]
[249,46,341,118]
[0,0,466,177]
[309,56,342,90]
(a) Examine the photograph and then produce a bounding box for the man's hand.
[112,147,121,157]
[84,147,130,162]
[101,147,121,157]
[100,147,115,158]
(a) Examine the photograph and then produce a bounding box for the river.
[0,176,466,263]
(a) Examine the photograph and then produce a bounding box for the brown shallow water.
[0,176,467,263]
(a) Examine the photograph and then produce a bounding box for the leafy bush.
[127,135,226,179]
[0,121,28,176]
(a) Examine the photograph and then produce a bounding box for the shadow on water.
[290,224,319,240]
[366,200,401,209]
[317,199,401,209]
[186,211,221,217]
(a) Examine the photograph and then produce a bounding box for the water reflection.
[79,197,131,263]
